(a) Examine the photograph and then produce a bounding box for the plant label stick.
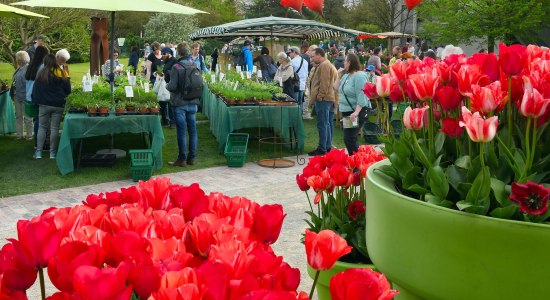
[144,82,150,93]
[125,86,134,98]
[233,82,239,91]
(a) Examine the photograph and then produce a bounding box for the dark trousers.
[343,127,361,155]
[159,101,174,125]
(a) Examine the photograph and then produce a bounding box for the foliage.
[143,13,199,44]
[182,0,242,28]
[348,0,413,32]
[418,0,549,51]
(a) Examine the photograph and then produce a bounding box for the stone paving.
[0,155,315,298]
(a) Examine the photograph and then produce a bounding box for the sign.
[144,82,150,93]
[246,72,252,79]
[252,66,257,73]
[82,79,92,92]
[92,75,98,84]
[236,65,242,73]
[227,64,231,71]
[233,82,239,91]
[125,86,134,98]
[219,73,225,81]
[257,70,262,78]
[128,76,137,86]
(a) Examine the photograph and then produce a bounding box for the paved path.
[0,156,315,298]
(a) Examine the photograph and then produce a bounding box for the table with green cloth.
[57,113,164,175]
[0,92,16,135]
[201,87,305,153]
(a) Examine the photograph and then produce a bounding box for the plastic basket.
[24,101,39,118]
[129,149,153,167]
[131,165,153,182]
[363,122,382,144]
[224,133,249,167]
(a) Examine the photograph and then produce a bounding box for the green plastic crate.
[224,133,249,167]
[129,149,153,167]
[131,165,153,182]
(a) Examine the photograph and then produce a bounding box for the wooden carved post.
[90,17,109,76]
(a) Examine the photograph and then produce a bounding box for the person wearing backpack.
[253,47,276,82]
[288,46,309,112]
[239,40,254,73]
[166,42,204,167]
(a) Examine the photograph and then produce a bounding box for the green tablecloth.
[0,92,16,135]
[57,113,165,176]
[201,87,305,153]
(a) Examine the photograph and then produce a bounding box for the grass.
[0,115,347,197]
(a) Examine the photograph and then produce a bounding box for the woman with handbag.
[334,53,371,155]
[274,52,295,97]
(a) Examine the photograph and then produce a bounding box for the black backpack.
[174,61,204,100]
[291,57,304,92]
[236,52,245,68]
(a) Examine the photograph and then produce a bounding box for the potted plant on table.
[86,103,98,117]
[296,146,387,299]
[137,102,149,114]
[97,100,111,116]
[125,100,136,113]
[114,101,126,115]
[365,43,550,300]
[148,101,160,114]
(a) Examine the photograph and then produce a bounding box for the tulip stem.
[413,132,432,168]
[427,99,435,159]
[506,75,513,145]
[38,267,45,300]
[524,117,531,178]
[309,270,321,299]
[479,143,485,169]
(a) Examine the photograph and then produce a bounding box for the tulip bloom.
[363,82,378,99]
[520,87,550,119]
[435,85,461,111]
[347,200,366,221]
[499,43,527,76]
[457,65,486,96]
[14,218,63,268]
[389,82,405,102]
[408,73,439,101]
[0,243,37,292]
[405,0,422,10]
[280,0,304,12]
[329,268,398,300]
[296,174,310,191]
[468,81,507,114]
[440,117,464,138]
[403,106,429,131]
[390,60,408,84]
[252,204,286,244]
[73,262,133,300]
[510,181,550,215]
[328,164,351,187]
[375,74,392,98]
[459,107,498,143]
[305,229,352,271]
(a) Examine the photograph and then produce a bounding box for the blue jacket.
[241,46,253,72]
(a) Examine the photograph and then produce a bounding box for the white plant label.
[279,77,283,87]
[233,82,239,91]
[246,72,252,79]
[219,73,225,81]
[144,82,150,93]
[227,64,231,71]
[236,66,242,73]
[128,76,137,86]
[92,75,98,84]
[252,66,257,73]
[82,79,93,92]
[125,86,134,98]
[240,72,244,80]
[257,70,262,78]
[211,76,216,83]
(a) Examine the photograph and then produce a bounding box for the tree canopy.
[144,13,198,44]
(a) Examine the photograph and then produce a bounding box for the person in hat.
[241,40,254,73]
[365,64,376,83]
[27,35,50,61]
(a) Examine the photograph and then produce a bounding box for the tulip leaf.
[425,194,454,208]
[375,165,400,182]
[455,155,471,170]
[514,150,525,172]
[464,202,490,215]
[406,184,430,195]
[446,165,467,192]
[403,167,424,189]
[487,142,499,170]
[131,292,140,300]
[490,206,518,219]
[428,166,449,199]
[435,132,446,155]
[464,167,491,215]
[490,178,512,207]
[456,200,473,211]
[389,153,414,177]
[456,183,473,199]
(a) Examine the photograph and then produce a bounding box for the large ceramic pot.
[307,261,373,300]
[365,160,550,300]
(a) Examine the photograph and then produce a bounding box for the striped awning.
[189,16,360,40]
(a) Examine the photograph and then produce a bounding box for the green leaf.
[435,132,446,155]
[389,153,414,177]
[465,167,491,215]
[490,178,511,207]
[456,183,473,199]
[425,194,454,208]
[455,155,471,169]
[402,167,424,189]
[407,184,431,195]
[428,166,449,199]
[446,165,466,191]
[375,165,400,181]
[490,206,518,219]
[456,200,474,211]
[514,150,526,172]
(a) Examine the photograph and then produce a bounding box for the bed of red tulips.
[0,178,306,300]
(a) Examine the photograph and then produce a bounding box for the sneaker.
[50,150,57,159]
[302,115,313,120]
[33,150,42,159]
[308,148,326,156]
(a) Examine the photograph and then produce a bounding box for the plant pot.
[115,109,126,116]
[365,160,550,300]
[87,109,98,117]
[226,99,236,105]
[306,261,373,300]
[150,108,160,114]
[138,108,148,114]
[126,106,136,113]
[98,108,109,116]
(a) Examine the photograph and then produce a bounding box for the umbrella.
[12,0,207,94]
[0,3,48,18]
[189,16,359,41]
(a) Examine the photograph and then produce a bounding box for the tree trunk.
[488,35,495,53]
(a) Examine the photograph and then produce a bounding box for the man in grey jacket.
[166,42,200,167]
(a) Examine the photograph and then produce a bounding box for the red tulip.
[459,107,498,143]
[499,43,528,76]
[510,181,550,215]
[170,183,210,221]
[280,0,303,12]
[440,117,464,138]
[325,148,349,167]
[347,200,366,221]
[137,177,173,210]
[328,164,351,187]
[468,53,500,81]
[105,230,148,266]
[0,289,28,300]
[296,174,310,191]
[127,260,163,300]
[404,0,422,10]
[435,86,461,111]
[47,241,104,293]
[403,106,429,131]
[73,262,133,300]
[304,229,352,271]
[329,268,398,300]
[304,0,324,16]
[389,82,405,102]
[467,81,507,114]
[403,80,418,102]
[0,243,37,292]
[408,73,439,101]
[520,86,550,119]
[187,214,222,257]
[457,65,486,96]
[44,292,74,300]
[389,61,408,84]
[253,204,286,244]
[307,171,332,193]
[150,285,203,300]
[363,82,378,100]
[376,74,392,98]
[14,217,63,268]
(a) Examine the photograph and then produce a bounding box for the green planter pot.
[307,261,374,300]
[366,160,550,300]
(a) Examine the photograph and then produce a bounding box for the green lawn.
[0,116,347,197]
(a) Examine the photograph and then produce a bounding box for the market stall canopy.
[358,31,418,39]
[0,3,48,18]
[189,16,359,40]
